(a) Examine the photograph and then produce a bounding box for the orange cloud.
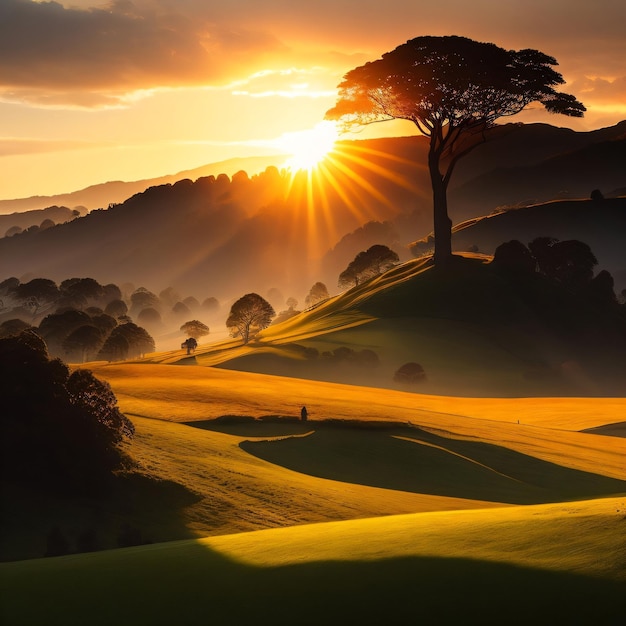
[0,0,289,106]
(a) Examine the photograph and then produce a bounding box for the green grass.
[136,253,626,396]
[4,252,625,621]
[1,497,624,625]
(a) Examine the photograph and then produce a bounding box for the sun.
[274,121,339,172]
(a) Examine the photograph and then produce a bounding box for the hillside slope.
[149,254,626,396]
[1,497,624,625]
[412,197,626,291]
[1,122,624,302]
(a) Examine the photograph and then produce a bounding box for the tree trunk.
[428,147,452,266]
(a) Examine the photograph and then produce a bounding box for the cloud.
[230,68,338,99]
[0,0,290,107]
[2,0,625,117]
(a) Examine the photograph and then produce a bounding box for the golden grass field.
[2,256,625,624]
[2,358,625,624]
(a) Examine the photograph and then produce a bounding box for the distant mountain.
[0,205,83,238]
[0,155,288,215]
[1,122,624,304]
[449,133,626,214]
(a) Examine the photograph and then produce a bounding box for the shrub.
[0,330,134,494]
[393,362,426,384]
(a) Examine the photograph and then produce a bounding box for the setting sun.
[274,121,339,171]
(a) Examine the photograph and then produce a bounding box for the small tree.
[529,238,598,291]
[226,293,275,344]
[109,322,155,358]
[338,245,399,288]
[130,287,160,316]
[304,282,329,308]
[327,35,585,266]
[338,265,361,289]
[492,240,536,276]
[180,320,210,340]
[59,278,104,309]
[394,362,426,385]
[104,298,128,319]
[97,332,129,362]
[181,337,198,355]
[201,297,220,314]
[62,324,105,363]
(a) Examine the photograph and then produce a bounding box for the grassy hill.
[439,198,626,292]
[2,327,624,623]
[138,253,626,397]
[1,496,624,625]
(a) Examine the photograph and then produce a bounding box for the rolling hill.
[1,496,624,625]
[2,121,626,626]
[136,254,626,397]
[412,197,626,292]
[1,121,624,305]
[2,359,624,623]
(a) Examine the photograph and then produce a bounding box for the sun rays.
[274,121,339,173]
[276,134,424,263]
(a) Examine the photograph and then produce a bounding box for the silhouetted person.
[300,406,308,421]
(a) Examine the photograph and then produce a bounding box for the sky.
[1,0,625,199]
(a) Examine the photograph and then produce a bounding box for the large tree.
[326,35,585,265]
[226,293,275,344]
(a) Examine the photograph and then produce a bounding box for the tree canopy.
[226,293,275,344]
[304,282,329,308]
[326,35,585,265]
[338,244,399,289]
[180,319,210,339]
[0,330,134,493]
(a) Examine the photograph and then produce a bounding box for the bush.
[393,362,426,384]
[0,330,134,494]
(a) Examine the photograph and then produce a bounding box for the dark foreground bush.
[0,330,135,494]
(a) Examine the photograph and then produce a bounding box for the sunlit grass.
[1,497,624,625]
[90,363,626,481]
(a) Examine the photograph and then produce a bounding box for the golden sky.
[1,0,625,199]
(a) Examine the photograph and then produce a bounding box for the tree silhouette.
[0,331,134,493]
[180,320,210,340]
[111,323,155,358]
[304,282,329,308]
[529,237,598,291]
[226,293,275,344]
[130,287,160,316]
[97,332,130,362]
[339,244,399,288]
[104,298,128,319]
[393,362,426,384]
[59,278,104,309]
[15,278,60,316]
[62,324,104,363]
[326,35,585,265]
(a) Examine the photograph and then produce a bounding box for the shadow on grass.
[1,540,624,626]
[0,473,200,562]
[238,425,626,504]
[184,415,313,438]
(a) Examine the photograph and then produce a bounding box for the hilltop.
[412,197,626,292]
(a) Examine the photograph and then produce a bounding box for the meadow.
[2,361,624,624]
[2,256,625,625]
